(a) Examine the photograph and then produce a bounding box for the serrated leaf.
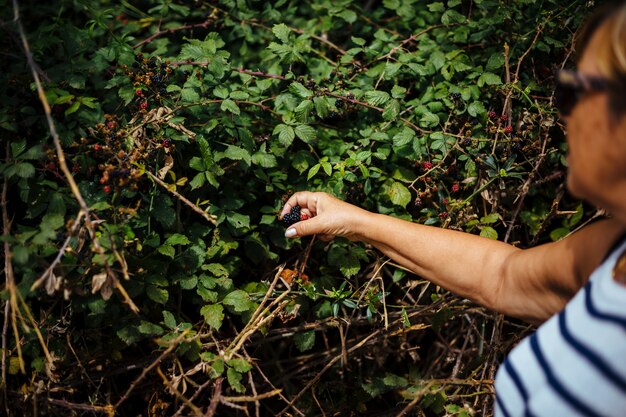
[272,23,291,43]
[467,101,486,117]
[147,285,169,304]
[388,181,411,207]
[295,124,316,142]
[392,128,415,147]
[480,226,498,240]
[220,99,240,115]
[289,82,313,98]
[227,367,246,393]
[314,96,330,119]
[273,124,295,146]
[478,72,502,86]
[223,289,256,313]
[200,304,224,330]
[364,90,390,106]
[165,233,191,246]
[294,330,316,352]
[224,145,251,165]
[337,9,357,23]
[181,88,200,102]
[252,151,277,168]
[383,99,400,121]
[307,163,321,180]
[14,162,35,178]
[138,321,164,335]
[430,51,446,70]
[480,213,499,224]
[227,358,253,373]
[486,53,505,71]
[163,311,177,329]
[213,86,229,99]
[420,111,440,127]
[157,244,175,258]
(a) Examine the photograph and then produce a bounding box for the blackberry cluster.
[282,206,302,226]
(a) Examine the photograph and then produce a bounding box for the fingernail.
[285,228,297,238]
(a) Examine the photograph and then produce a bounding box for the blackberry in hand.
[282,206,302,226]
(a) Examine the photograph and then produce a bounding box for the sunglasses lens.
[555,82,578,116]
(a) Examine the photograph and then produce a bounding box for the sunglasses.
[555,70,609,116]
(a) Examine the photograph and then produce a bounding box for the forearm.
[355,212,520,313]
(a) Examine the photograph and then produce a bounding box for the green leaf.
[336,9,357,23]
[314,96,330,119]
[213,86,229,99]
[220,99,240,115]
[480,213,499,224]
[392,128,415,147]
[478,72,502,86]
[382,99,400,121]
[223,145,251,165]
[295,124,316,142]
[480,226,498,240]
[138,321,164,335]
[14,162,35,178]
[147,285,169,304]
[289,82,313,99]
[181,88,200,102]
[294,330,316,352]
[223,290,256,313]
[227,358,253,373]
[467,101,486,117]
[227,367,246,393]
[163,311,177,329]
[307,163,321,180]
[165,233,191,246]
[486,52,505,70]
[273,124,295,146]
[157,244,175,258]
[272,23,291,43]
[420,111,440,127]
[200,304,224,330]
[364,90,390,106]
[388,181,411,207]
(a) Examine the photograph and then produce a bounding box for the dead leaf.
[157,155,174,180]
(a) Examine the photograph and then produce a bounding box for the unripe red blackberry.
[488,111,497,119]
[422,161,433,170]
[504,125,513,134]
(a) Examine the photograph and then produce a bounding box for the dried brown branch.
[1,149,12,412]
[204,377,223,417]
[114,330,190,410]
[145,170,218,225]
[12,0,138,314]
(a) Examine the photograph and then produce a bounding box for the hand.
[280,191,371,241]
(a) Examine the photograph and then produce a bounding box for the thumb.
[284,216,324,238]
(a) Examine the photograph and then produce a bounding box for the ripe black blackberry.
[282,206,302,226]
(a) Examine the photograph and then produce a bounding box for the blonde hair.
[576,1,626,118]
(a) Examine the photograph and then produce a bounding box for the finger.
[281,191,317,217]
[285,212,324,238]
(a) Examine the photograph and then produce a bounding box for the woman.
[280,2,626,415]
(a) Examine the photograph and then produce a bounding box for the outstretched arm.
[281,192,625,323]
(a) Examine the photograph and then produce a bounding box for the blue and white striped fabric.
[494,238,626,417]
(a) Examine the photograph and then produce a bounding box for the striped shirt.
[494,237,626,417]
